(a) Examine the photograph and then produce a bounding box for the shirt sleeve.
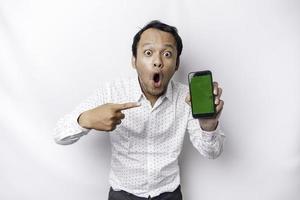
[53,86,106,145]
[186,111,226,159]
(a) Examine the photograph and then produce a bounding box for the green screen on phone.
[190,75,214,114]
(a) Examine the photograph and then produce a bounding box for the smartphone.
[188,70,216,118]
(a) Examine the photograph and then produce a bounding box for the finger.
[216,87,222,98]
[113,102,141,111]
[215,97,220,105]
[110,125,117,131]
[213,100,224,120]
[115,112,125,120]
[185,94,190,102]
[213,82,219,95]
[214,88,222,105]
[215,100,224,113]
[185,94,191,106]
[214,108,223,120]
[115,120,122,125]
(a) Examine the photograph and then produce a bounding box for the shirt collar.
[161,79,173,102]
[130,75,173,103]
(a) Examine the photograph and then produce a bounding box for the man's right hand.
[78,102,141,131]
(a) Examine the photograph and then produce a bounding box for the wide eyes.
[163,51,172,57]
[143,50,172,58]
[144,50,152,56]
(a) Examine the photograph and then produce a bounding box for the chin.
[150,86,167,96]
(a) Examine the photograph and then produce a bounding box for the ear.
[131,56,137,69]
[175,57,180,71]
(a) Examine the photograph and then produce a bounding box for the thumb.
[185,94,191,106]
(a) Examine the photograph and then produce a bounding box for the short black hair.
[132,20,183,65]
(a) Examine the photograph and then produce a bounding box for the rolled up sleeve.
[186,113,225,159]
[53,87,105,145]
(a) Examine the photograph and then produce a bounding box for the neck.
[137,78,161,107]
[145,94,159,107]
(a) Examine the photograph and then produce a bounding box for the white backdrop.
[1,0,300,200]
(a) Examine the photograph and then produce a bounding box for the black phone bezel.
[188,70,216,119]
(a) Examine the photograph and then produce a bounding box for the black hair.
[132,20,183,66]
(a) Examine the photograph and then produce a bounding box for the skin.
[79,28,224,132]
[131,28,179,106]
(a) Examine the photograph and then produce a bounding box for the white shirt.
[53,75,225,198]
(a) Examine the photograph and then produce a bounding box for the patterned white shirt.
[53,75,225,198]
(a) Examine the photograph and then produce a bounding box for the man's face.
[132,28,179,101]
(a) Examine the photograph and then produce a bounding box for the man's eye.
[163,51,172,57]
[144,50,152,56]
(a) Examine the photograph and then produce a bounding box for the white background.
[1,0,299,199]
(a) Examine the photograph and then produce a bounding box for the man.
[54,20,225,200]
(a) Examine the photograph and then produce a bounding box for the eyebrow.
[142,43,175,49]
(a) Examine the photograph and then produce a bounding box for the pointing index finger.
[114,102,141,111]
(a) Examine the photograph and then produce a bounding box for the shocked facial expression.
[132,28,179,101]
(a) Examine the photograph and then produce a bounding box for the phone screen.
[189,71,215,118]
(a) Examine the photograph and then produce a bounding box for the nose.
[154,62,162,68]
[153,55,163,68]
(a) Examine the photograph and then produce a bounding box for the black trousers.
[108,185,183,200]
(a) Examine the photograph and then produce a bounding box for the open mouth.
[153,73,160,83]
[153,73,162,88]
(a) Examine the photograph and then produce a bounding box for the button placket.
[147,109,157,191]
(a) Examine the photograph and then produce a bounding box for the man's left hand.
[185,81,224,131]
